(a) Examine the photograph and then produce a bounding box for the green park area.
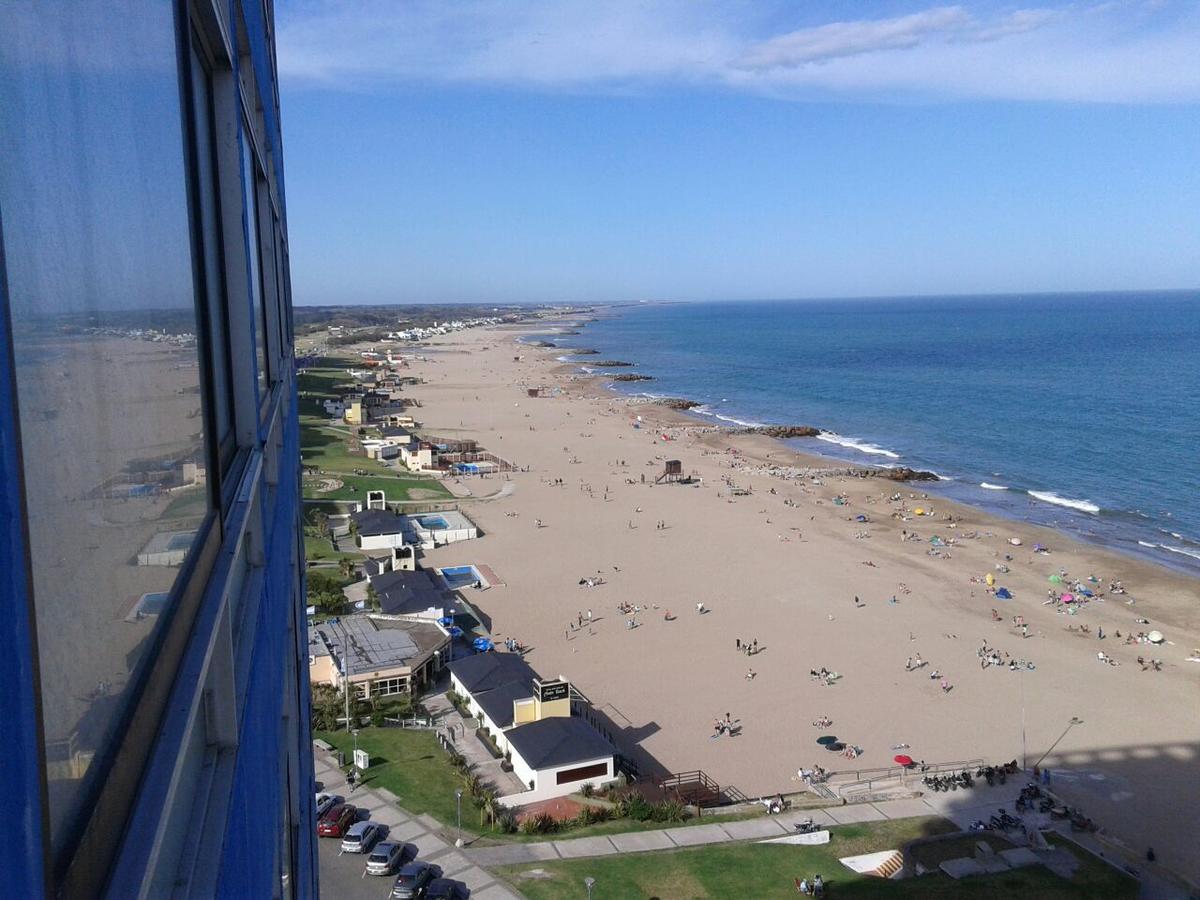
[497,822,1137,899]
[298,365,450,502]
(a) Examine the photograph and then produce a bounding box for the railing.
[658,770,723,807]
[832,757,987,797]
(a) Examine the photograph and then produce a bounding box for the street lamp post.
[1019,667,1027,770]
[584,876,596,899]
[1034,717,1084,770]
[455,789,464,848]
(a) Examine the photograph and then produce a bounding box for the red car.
[317,803,358,838]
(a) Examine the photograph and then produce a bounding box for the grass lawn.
[497,820,1139,899]
[303,536,361,563]
[300,419,450,502]
[316,729,472,835]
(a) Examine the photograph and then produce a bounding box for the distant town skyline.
[279,1,1200,305]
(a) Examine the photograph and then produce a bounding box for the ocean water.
[550,293,1200,575]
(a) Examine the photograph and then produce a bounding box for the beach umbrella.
[1009,537,1023,546]
[448,625,464,637]
[1148,631,1164,644]
[437,615,455,626]
[825,742,845,752]
[1048,575,1063,584]
[1079,589,1094,597]
[816,735,838,745]
[995,588,1013,600]
[986,573,995,587]
[914,507,925,516]
[1061,593,1075,603]
[894,754,914,767]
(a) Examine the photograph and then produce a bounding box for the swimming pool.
[418,515,449,530]
[440,565,483,589]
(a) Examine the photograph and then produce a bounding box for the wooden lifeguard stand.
[655,459,683,484]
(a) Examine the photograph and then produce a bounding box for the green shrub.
[580,783,594,798]
[497,810,518,834]
[519,812,558,835]
[652,799,687,823]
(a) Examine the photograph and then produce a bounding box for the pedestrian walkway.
[424,691,526,796]
[463,781,1190,899]
[315,748,521,900]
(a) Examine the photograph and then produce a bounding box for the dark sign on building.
[539,680,570,703]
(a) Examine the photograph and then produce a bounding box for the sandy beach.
[393,320,1199,883]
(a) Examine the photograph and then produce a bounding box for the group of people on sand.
[905,653,952,692]
[809,667,839,686]
[736,637,761,656]
[712,713,739,737]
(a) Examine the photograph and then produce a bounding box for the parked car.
[424,877,469,900]
[316,803,357,838]
[340,820,381,854]
[366,841,415,876]
[390,861,443,899]
[315,793,342,818]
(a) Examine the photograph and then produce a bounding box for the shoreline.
[400,322,1200,884]
[534,318,1200,581]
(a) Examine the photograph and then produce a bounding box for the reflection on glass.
[242,133,269,401]
[0,2,210,852]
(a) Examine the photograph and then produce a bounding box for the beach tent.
[985,573,995,587]
[995,587,1013,600]
[1079,588,1094,597]
[1048,574,1064,584]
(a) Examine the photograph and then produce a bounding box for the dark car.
[424,877,469,900]
[316,802,357,838]
[390,861,443,899]
[366,841,415,876]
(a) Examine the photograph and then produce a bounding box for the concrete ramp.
[840,849,904,878]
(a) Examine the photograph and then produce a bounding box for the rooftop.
[351,508,405,538]
[309,615,446,678]
[448,651,539,695]
[505,716,615,770]
[369,569,452,617]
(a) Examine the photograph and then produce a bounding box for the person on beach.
[746,668,756,680]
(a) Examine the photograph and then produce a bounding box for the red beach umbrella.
[894,754,914,767]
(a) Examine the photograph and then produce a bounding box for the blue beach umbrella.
[995,588,1013,600]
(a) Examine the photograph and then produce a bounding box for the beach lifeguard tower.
[655,459,684,484]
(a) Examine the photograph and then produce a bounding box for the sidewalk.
[315,748,521,900]
[424,691,527,797]
[464,780,1193,899]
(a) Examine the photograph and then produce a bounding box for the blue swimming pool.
[418,515,449,530]
[440,565,482,589]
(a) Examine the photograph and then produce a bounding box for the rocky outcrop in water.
[655,397,700,409]
[532,340,557,348]
[590,360,635,367]
[611,373,654,382]
[731,425,821,438]
[569,348,600,355]
[869,467,939,482]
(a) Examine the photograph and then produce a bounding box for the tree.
[366,583,380,612]
[311,684,343,731]
[307,570,346,614]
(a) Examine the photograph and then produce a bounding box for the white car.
[340,820,381,854]
[315,793,342,818]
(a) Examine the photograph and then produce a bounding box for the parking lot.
[315,750,520,900]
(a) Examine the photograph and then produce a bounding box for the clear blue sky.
[277,1,1200,305]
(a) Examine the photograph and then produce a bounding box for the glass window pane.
[241,131,269,400]
[0,1,212,853]
[190,42,235,466]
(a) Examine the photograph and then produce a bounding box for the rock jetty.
[731,425,821,438]
[611,373,654,382]
[589,360,635,368]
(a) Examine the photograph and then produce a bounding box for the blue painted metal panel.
[0,248,48,896]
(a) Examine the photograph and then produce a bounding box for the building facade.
[0,1,315,896]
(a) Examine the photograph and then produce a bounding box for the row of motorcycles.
[921,760,1020,793]
[965,782,1099,834]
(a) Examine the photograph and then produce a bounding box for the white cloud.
[277,1,1200,103]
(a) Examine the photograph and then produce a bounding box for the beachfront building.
[351,507,410,550]
[400,441,437,471]
[449,654,617,805]
[369,569,455,619]
[310,615,449,700]
[0,0,315,895]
